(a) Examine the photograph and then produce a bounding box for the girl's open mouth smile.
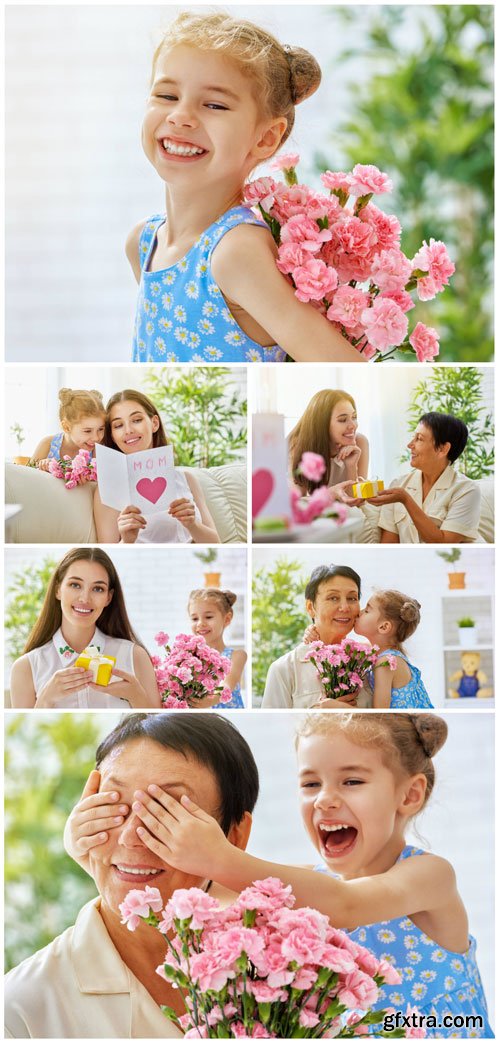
[159,137,208,161]
[317,822,358,859]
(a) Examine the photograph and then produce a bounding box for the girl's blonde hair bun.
[410,713,448,759]
[400,598,421,623]
[283,45,322,105]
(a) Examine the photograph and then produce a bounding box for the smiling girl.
[354,590,433,709]
[9,548,160,709]
[30,388,105,471]
[128,12,364,364]
[289,389,369,493]
[187,588,246,709]
[67,712,493,1037]
[93,390,219,544]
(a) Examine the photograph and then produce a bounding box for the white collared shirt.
[379,465,480,543]
[261,642,373,709]
[4,897,182,1038]
[26,626,134,709]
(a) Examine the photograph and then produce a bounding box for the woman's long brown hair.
[289,389,357,493]
[23,548,145,653]
[104,390,169,451]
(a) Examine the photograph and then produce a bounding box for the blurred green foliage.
[4,715,116,971]
[144,366,247,468]
[402,367,494,479]
[5,556,57,660]
[319,5,493,361]
[252,559,307,697]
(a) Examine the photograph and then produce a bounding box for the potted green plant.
[457,616,477,647]
[10,423,31,466]
[437,548,466,589]
[143,367,246,468]
[194,548,220,588]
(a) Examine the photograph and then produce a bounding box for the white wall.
[251,365,495,480]
[5,710,494,1019]
[251,546,495,704]
[4,546,248,688]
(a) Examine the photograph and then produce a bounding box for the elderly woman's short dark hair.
[305,565,361,603]
[96,713,259,834]
[419,412,468,463]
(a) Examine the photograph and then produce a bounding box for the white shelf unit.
[441,589,494,703]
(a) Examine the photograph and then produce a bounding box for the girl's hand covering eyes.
[63,769,129,863]
[132,786,229,877]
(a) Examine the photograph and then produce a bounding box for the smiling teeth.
[74,607,92,614]
[116,865,162,875]
[163,139,204,156]
[319,823,351,832]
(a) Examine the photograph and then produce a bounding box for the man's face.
[89,738,223,915]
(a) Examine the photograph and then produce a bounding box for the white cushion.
[5,462,246,544]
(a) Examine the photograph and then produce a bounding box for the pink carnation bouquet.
[244,156,454,362]
[47,448,97,488]
[153,632,232,708]
[303,638,397,699]
[119,876,416,1038]
[292,452,348,527]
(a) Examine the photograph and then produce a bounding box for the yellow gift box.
[351,479,385,499]
[75,645,116,686]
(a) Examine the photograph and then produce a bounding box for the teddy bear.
[448,651,493,699]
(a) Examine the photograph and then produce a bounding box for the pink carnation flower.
[243,176,279,213]
[298,451,326,482]
[299,1010,321,1029]
[320,170,352,195]
[347,163,393,197]
[361,297,408,352]
[337,967,380,1010]
[270,151,300,171]
[155,631,169,646]
[281,214,332,253]
[292,259,338,302]
[360,203,401,250]
[409,321,440,362]
[270,183,316,223]
[327,285,370,329]
[119,886,163,931]
[412,238,455,300]
[380,288,415,313]
[167,888,221,928]
[276,241,308,274]
[371,248,412,292]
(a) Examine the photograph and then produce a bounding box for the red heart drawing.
[136,477,167,504]
[252,469,275,518]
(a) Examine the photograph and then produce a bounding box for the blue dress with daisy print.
[132,206,286,363]
[368,648,434,709]
[314,846,493,1037]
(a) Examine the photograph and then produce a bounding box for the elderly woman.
[367,412,481,544]
[4,714,258,1039]
[261,565,372,710]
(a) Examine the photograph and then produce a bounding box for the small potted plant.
[437,548,466,589]
[457,617,477,647]
[194,548,220,588]
[10,423,31,466]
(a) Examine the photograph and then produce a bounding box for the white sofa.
[5,462,247,544]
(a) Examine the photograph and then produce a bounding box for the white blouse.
[27,626,135,709]
[136,469,201,544]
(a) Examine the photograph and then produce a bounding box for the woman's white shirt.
[379,465,481,543]
[27,626,134,709]
[4,897,182,1038]
[135,469,201,544]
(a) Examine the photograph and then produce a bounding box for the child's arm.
[29,435,53,469]
[125,219,148,283]
[371,660,394,709]
[63,770,129,873]
[131,788,458,929]
[225,649,247,692]
[212,225,366,364]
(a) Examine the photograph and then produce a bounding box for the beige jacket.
[4,897,182,1039]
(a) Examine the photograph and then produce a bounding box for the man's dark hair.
[418,412,468,463]
[96,713,259,834]
[304,565,362,603]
